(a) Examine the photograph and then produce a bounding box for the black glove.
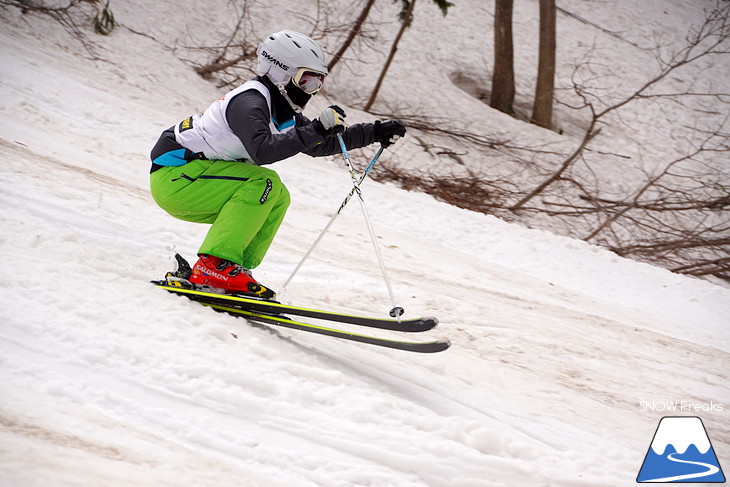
[374,120,406,147]
[314,105,346,137]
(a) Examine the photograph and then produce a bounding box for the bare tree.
[507,3,730,278]
[185,1,379,88]
[585,125,730,278]
[364,0,453,111]
[512,3,730,211]
[531,0,556,129]
[377,3,730,280]
[327,0,376,72]
[1,0,116,54]
[364,0,418,111]
[490,0,515,114]
[185,0,258,85]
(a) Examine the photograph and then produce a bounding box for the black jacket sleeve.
[226,90,376,165]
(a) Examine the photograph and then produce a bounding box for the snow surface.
[1,1,729,486]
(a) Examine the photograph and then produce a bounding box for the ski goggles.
[293,68,326,95]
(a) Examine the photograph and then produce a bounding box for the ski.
[207,302,451,353]
[151,254,449,352]
[152,281,438,332]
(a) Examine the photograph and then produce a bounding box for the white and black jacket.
[151,76,376,172]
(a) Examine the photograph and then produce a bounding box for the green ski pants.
[150,159,290,269]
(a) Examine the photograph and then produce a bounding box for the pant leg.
[241,182,290,268]
[150,159,290,267]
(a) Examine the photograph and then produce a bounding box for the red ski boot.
[189,254,275,299]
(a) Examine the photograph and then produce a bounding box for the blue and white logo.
[637,416,725,483]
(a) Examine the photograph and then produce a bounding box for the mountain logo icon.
[637,416,726,483]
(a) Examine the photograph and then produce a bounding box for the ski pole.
[335,144,384,215]
[280,145,385,294]
[335,134,403,319]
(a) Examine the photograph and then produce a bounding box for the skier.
[149,30,406,298]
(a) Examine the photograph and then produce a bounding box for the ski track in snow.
[1,2,729,486]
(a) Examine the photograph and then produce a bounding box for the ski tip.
[422,316,439,328]
[419,338,450,353]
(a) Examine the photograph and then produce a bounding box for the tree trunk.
[531,0,556,129]
[364,0,417,111]
[328,0,376,73]
[490,0,515,114]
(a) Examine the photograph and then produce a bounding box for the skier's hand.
[314,105,346,137]
[374,120,406,147]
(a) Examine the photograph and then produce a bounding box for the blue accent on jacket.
[152,148,188,167]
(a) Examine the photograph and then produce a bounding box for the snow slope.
[1,2,729,486]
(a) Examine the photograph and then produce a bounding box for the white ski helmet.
[256,30,329,88]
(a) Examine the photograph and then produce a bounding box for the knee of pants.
[277,181,291,209]
[237,170,290,208]
[264,176,290,210]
